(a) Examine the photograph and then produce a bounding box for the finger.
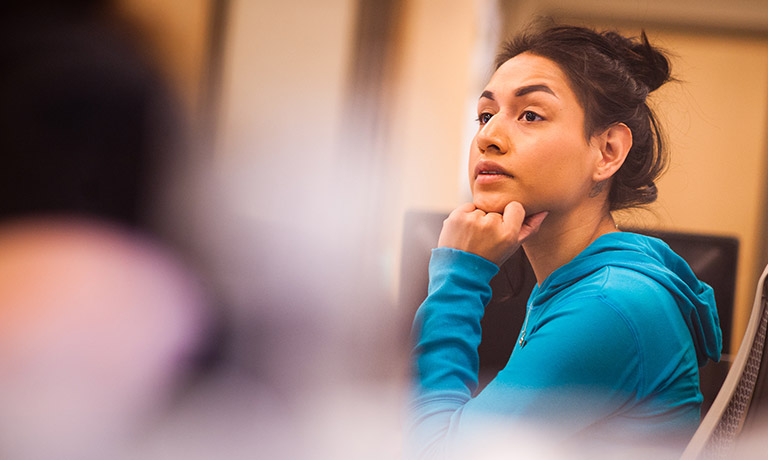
[448,202,476,218]
[518,211,549,242]
[500,201,526,234]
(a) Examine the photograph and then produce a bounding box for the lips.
[474,160,512,180]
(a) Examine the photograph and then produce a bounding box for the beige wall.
[214,0,358,221]
[390,0,480,213]
[110,0,361,288]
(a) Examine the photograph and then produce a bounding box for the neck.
[523,208,618,285]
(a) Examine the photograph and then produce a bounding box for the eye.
[476,112,493,125]
[520,111,543,122]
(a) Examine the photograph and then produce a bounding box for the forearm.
[408,248,498,457]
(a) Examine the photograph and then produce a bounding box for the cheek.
[467,140,480,181]
[545,142,596,192]
[540,133,591,166]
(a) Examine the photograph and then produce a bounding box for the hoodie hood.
[531,232,722,366]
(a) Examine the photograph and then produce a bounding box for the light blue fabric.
[408,232,722,458]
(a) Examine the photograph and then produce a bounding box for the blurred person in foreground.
[408,24,722,459]
[0,218,206,459]
[0,2,212,458]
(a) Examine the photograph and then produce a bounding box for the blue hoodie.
[409,232,722,458]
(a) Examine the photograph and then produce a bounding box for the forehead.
[485,52,574,98]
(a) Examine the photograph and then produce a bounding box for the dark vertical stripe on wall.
[338,0,404,251]
[343,0,402,146]
[330,0,405,327]
[199,0,230,143]
[341,0,403,164]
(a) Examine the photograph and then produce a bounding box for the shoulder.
[557,266,682,345]
[529,273,645,362]
[559,266,698,389]
[541,265,675,322]
[535,265,685,357]
[585,266,680,328]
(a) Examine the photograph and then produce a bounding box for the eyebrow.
[480,90,495,101]
[479,84,557,101]
[515,84,557,98]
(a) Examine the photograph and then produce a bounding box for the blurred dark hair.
[496,24,672,211]
[0,1,178,227]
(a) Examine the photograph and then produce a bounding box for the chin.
[472,196,508,214]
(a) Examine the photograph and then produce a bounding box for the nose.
[475,114,507,155]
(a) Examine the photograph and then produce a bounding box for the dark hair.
[0,4,178,228]
[496,25,672,211]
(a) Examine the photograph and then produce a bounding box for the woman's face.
[469,52,600,216]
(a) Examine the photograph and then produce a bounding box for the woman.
[408,25,722,458]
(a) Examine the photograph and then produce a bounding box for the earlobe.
[594,123,632,181]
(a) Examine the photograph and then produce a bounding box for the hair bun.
[606,30,671,92]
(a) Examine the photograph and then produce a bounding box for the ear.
[592,123,632,182]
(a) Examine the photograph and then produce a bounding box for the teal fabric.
[409,232,722,458]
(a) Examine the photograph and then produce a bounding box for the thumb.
[501,201,526,236]
[518,211,549,242]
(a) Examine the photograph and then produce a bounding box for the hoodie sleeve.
[408,247,498,459]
